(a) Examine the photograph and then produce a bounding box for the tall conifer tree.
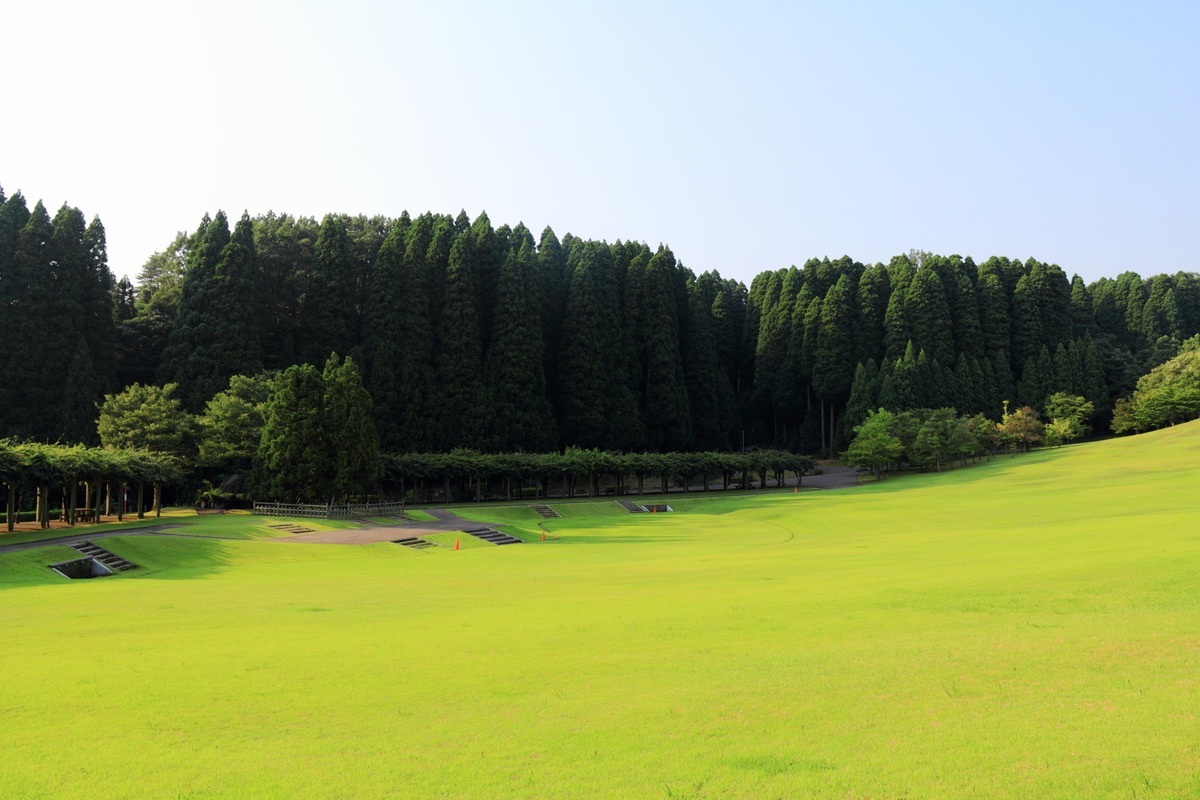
[486,243,557,451]
[434,231,488,449]
[301,215,356,365]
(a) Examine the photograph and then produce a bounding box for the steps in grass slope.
[392,537,442,550]
[529,504,561,519]
[71,541,137,572]
[616,500,672,513]
[462,526,523,546]
[268,523,317,534]
[49,541,137,578]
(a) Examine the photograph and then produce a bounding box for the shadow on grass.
[852,449,1066,495]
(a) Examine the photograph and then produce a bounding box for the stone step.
[63,542,137,575]
[393,537,439,550]
[529,504,561,518]
[464,527,523,546]
[617,500,648,513]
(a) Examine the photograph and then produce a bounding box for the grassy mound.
[2,424,1198,798]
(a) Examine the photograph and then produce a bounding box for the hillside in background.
[3,185,1198,453]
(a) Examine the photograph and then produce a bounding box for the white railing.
[252,501,406,519]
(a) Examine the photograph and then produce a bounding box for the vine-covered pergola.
[382,448,816,504]
[0,441,180,532]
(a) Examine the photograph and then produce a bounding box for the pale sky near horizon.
[4,1,1198,286]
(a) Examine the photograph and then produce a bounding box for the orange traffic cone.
[454,539,460,551]
[794,486,798,493]
[652,506,657,514]
[541,530,546,541]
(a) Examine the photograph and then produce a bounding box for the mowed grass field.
[2,424,1199,799]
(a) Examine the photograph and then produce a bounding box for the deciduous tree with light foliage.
[843,408,904,479]
[997,403,1044,452]
[97,383,197,465]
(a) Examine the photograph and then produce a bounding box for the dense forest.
[3,183,1199,457]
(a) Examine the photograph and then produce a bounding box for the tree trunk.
[820,398,827,454]
[153,483,162,517]
[6,483,15,532]
[68,479,78,525]
[116,483,125,522]
[137,481,146,519]
[38,485,50,528]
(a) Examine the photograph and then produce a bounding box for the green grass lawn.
[2,424,1200,798]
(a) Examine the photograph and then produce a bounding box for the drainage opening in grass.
[49,558,114,580]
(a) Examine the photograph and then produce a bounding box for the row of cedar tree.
[3,184,1200,458]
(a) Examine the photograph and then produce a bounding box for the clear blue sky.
[4,0,1198,285]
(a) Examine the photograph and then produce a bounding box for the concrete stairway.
[392,537,441,550]
[463,526,523,546]
[616,500,648,513]
[529,504,561,519]
[268,523,317,534]
[70,541,136,573]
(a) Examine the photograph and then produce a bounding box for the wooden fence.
[252,501,406,520]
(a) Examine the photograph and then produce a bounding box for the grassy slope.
[1,425,1199,798]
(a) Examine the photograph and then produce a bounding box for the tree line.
[4,182,1200,460]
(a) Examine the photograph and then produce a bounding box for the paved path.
[800,464,862,490]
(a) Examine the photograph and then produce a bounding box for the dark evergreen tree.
[5,201,56,438]
[253,212,317,369]
[636,246,691,451]
[211,213,262,378]
[905,268,955,367]
[486,242,557,451]
[1141,274,1179,341]
[360,225,409,451]
[883,254,915,359]
[976,272,1011,361]
[1009,272,1043,369]
[113,276,137,322]
[710,278,750,395]
[536,226,567,385]
[159,212,232,409]
[1174,272,1200,335]
[813,274,856,452]
[950,269,985,360]
[749,270,792,436]
[322,354,380,500]
[434,231,488,449]
[47,204,95,439]
[841,358,879,440]
[558,241,641,449]
[423,214,456,340]
[469,211,503,355]
[855,263,890,365]
[301,214,356,365]
[683,276,734,451]
[1069,275,1094,337]
[253,364,327,501]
